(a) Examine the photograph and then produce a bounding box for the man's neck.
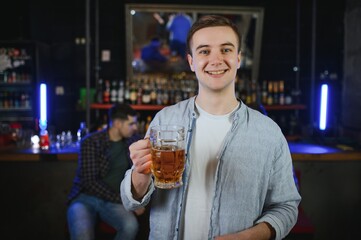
[108,128,123,142]
[195,91,239,115]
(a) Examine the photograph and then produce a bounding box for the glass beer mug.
[149,125,185,189]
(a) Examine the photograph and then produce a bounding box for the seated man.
[67,103,142,240]
[141,37,167,63]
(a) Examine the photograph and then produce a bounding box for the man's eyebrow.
[221,42,236,48]
[195,42,236,51]
[195,44,209,51]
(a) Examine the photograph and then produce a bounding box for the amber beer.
[150,125,185,189]
[151,145,185,188]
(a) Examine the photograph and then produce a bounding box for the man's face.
[187,26,241,93]
[115,115,138,138]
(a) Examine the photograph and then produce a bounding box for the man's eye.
[222,48,232,53]
[199,49,209,55]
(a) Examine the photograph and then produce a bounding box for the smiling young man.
[121,15,301,240]
[67,103,141,240]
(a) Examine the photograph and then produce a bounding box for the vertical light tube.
[319,84,328,130]
[39,83,47,130]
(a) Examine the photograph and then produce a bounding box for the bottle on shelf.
[150,82,157,104]
[261,81,268,105]
[162,85,169,105]
[285,83,293,105]
[279,80,285,105]
[110,80,118,103]
[142,81,151,104]
[129,82,137,105]
[103,80,111,104]
[156,84,163,105]
[273,81,279,105]
[267,81,273,105]
[77,121,89,142]
[137,82,143,105]
[124,80,130,104]
[117,80,125,103]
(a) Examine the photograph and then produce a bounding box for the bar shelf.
[91,103,306,111]
[264,104,306,111]
[90,103,165,111]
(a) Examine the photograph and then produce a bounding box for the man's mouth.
[206,70,227,75]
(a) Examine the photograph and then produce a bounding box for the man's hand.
[129,138,153,200]
[130,138,152,175]
[214,222,275,240]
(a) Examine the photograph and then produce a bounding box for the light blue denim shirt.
[121,97,301,240]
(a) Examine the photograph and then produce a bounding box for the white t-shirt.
[181,103,238,240]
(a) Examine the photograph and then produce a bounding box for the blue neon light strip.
[40,83,47,123]
[319,84,328,130]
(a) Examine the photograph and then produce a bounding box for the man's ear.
[237,51,242,69]
[187,54,195,72]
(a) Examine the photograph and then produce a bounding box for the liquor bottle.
[110,80,118,103]
[267,81,273,105]
[279,81,285,105]
[117,81,125,103]
[103,80,110,104]
[273,81,279,105]
[129,83,137,104]
[20,92,26,107]
[137,83,143,105]
[40,130,50,150]
[150,82,157,104]
[124,80,130,104]
[142,82,151,104]
[24,93,30,108]
[285,83,293,105]
[156,86,163,105]
[166,82,174,104]
[77,122,89,142]
[13,92,20,108]
[162,85,169,105]
[261,81,268,105]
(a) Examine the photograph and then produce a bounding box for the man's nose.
[209,52,223,65]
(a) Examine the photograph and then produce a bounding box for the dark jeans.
[67,194,138,240]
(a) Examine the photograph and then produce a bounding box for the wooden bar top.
[0,145,79,161]
[1,142,361,162]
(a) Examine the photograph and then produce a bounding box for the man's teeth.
[208,70,225,75]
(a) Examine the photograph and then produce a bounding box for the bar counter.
[1,141,360,240]
[1,142,361,162]
[0,145,79,161]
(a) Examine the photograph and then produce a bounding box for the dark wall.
[0,0,346,136]
[342,0,361,141]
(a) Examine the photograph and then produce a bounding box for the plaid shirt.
[67,129,141,204]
